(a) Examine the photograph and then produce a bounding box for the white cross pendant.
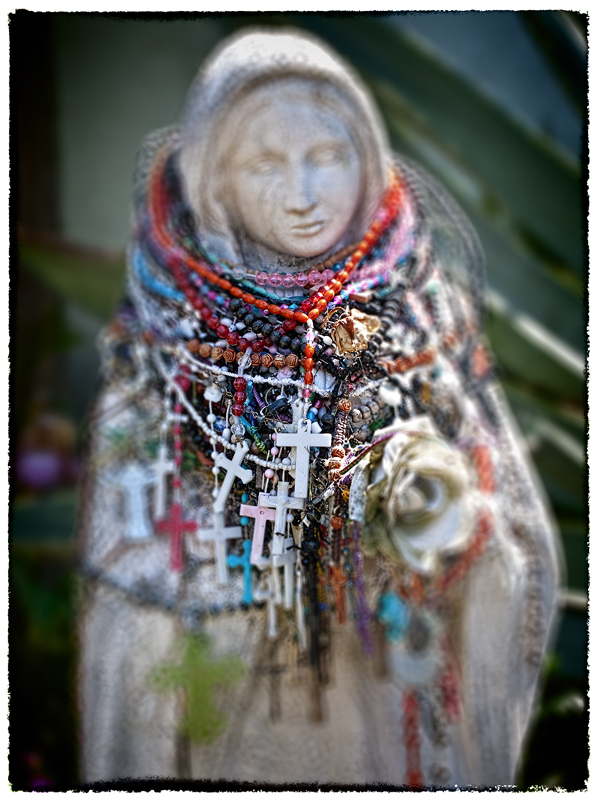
[275,418,331,498]
[198,511,243,584]
[212,441,253,515]
[153,440,175,520]
[272,535,296,610]
[260,481,305,537]
[113,463,155,541]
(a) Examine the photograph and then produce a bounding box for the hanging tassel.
[403,688,424,788]
[353,521,375,656]
[439,636,462,724]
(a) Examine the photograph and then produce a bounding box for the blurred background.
[10,10,587,790]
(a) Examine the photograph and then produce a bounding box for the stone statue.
[78,29,560,787]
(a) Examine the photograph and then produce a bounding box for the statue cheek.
[236,173,275,212]
[326,171,361,223]
[258,180,291,226]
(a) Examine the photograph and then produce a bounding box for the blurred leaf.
[530,442,585,518]
[521,11,587,114]
[369,78,585,353]
[543,690,585,717]
[19,243,126,321]
[511,393,586,519]
[502,380,584,444]
[486,302,584,403]
[471,212,584,354]
[500,377,585,491]
[293,14,583,278]
[557,521,587,592]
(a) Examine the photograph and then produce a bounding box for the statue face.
[228,97,362,259]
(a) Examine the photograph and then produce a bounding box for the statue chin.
[229,222,354,275]
[278,233,337,261]
[252,229,340,263]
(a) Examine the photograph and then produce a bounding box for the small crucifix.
[329,565,348,625]
[199,511,243,584]
[166,406,189,425]
[240,493,276,566]
[254,571,277,639]
[260,481,304,537]
[153,439,175,520]
[295,560,307,650]
[156,501,198,571]
[279,396,304,433]
[272,536,296,610]
[276,418,331,498]
[227,539,254,605]
[212,441,253,515]
[113,463,155,542]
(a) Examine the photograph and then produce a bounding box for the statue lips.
[292,219,325,235]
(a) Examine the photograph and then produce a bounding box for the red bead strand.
[148,149,404,331]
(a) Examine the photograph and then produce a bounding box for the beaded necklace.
[135,153,453,561]
[225,242,359,289]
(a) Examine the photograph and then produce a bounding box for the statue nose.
[284,164,318,214]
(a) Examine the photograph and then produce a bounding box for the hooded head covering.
[176,28,392,265]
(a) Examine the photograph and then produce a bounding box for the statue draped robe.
[78,343,559,787]
[78,34,559,781]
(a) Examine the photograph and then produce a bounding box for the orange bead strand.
[150,154,404,378]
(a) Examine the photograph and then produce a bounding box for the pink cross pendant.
[155,502,197,571]
[240,493,276,565]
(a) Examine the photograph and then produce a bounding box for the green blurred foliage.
[9,545,79,789]
[151,633,246,746]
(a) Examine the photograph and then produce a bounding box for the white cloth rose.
[366,417,476,574]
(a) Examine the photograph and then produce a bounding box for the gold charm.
[331,308,381,355]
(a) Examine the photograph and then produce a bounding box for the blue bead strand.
[132,247,185,302]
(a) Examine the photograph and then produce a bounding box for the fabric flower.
[365,418,476,574]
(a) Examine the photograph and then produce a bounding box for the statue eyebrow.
[253,150,285,160]
[241,150,286,168]
[309,140,350,153]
